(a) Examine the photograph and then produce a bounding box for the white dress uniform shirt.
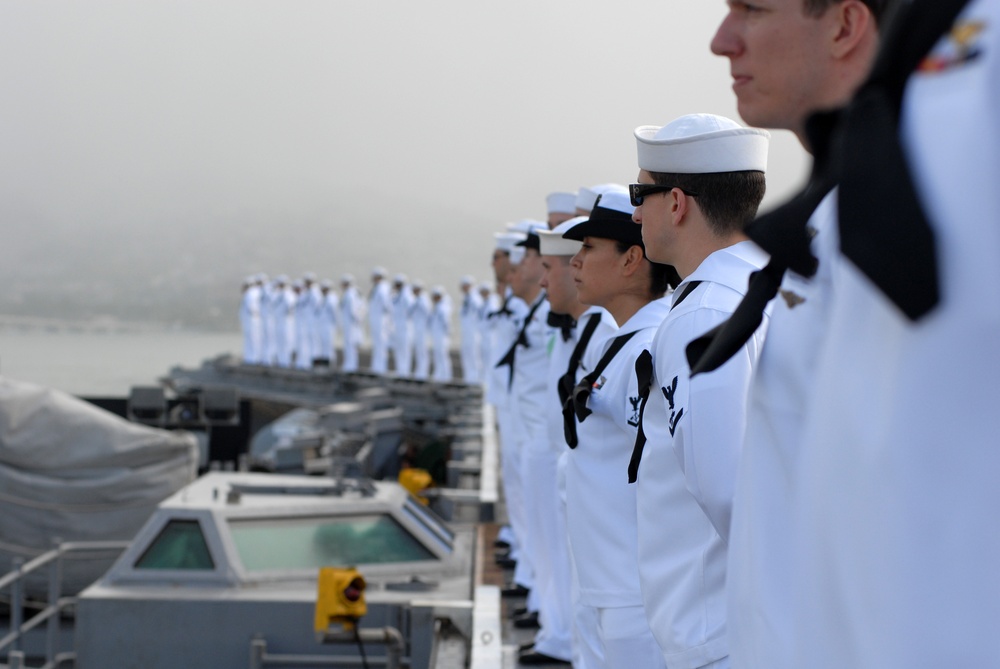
[566,298,672,669]
[410,293,432,380]
[789,3,1000,665]
[368,281,392,373]
[727,193,836,669]
[635,241,768,669]
[459,290,484,383]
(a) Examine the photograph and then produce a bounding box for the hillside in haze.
[1,194,499,331]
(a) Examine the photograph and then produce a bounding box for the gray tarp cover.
[0,377,198,594]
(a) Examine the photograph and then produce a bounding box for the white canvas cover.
[0,377,199,595]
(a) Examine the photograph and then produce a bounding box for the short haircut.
[650,170,766,237]
[804,0,889,24]
[614,242,681,296]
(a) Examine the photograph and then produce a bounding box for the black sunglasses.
[629,183,699,207]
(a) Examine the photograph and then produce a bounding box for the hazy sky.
[0,0,809,324]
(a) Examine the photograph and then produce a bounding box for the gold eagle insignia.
[780,289,806,309]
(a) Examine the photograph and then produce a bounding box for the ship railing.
[0,540,130,669]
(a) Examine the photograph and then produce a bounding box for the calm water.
[0,330,242,397]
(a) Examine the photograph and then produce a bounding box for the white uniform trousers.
[594,605,666,669]
[431,336,452,382]
[391,331,412,376]
[522,446,572,662]
[560,452,605,669]
[413,332,430,380]
[460,340,480,383]
[370,323,389,373]
[498,406,535,598]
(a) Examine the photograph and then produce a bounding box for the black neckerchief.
[494,293,546,390]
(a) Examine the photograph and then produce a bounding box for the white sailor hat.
[460,275,475,286]
[371,266,387,278]
[509,219,548,253]
[495,231,528,253]
[303,271,317,282]
[412,279,424,290]
[563,192,643,247]
[275,274,289,284]
[538,217,587,256]
[393,273,407,284]
[341,273,354,284]
[635,114,769,174]
[431,285,445,297]
[546,192,577,215]
[507,219,547,235]
[478,282,492,293]
[320,279,333,289]
[575,184,628,213]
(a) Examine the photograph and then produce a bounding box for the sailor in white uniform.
[458,275,483,383]
[757,2,1000,666]
[367,267,392,374]
[255,274,271,364]
[476,282,497,387]
[239,276,262,364]
[516,218,618,668]
[428,286,452,382]
[272,276,296,368]
[562,193,676,669]
[389,274,415,376]
[339,274,364,372]
[410,280,432,380]
[484,234,526,563]
[317,279,339,366]
[293,279,314,369]
[496,221,554,636]
[630,115,769,669]
[705,3,885,666]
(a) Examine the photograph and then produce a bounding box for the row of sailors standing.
[484,115,770,668]
[240,268,494,383]
[366,268,455,381]
[239,272,349,369]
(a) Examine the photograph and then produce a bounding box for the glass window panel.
[230,514,436,572]
[135,519,215,570]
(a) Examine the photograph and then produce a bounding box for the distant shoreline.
[0,314,236,336]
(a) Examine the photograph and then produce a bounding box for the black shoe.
[494,538,511,549]
[518,650,570,665]
[518,641,535,653]
[501,584,529,598]
[512,611,540,629]
[510,606,528,618]
[495,555,517,569]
